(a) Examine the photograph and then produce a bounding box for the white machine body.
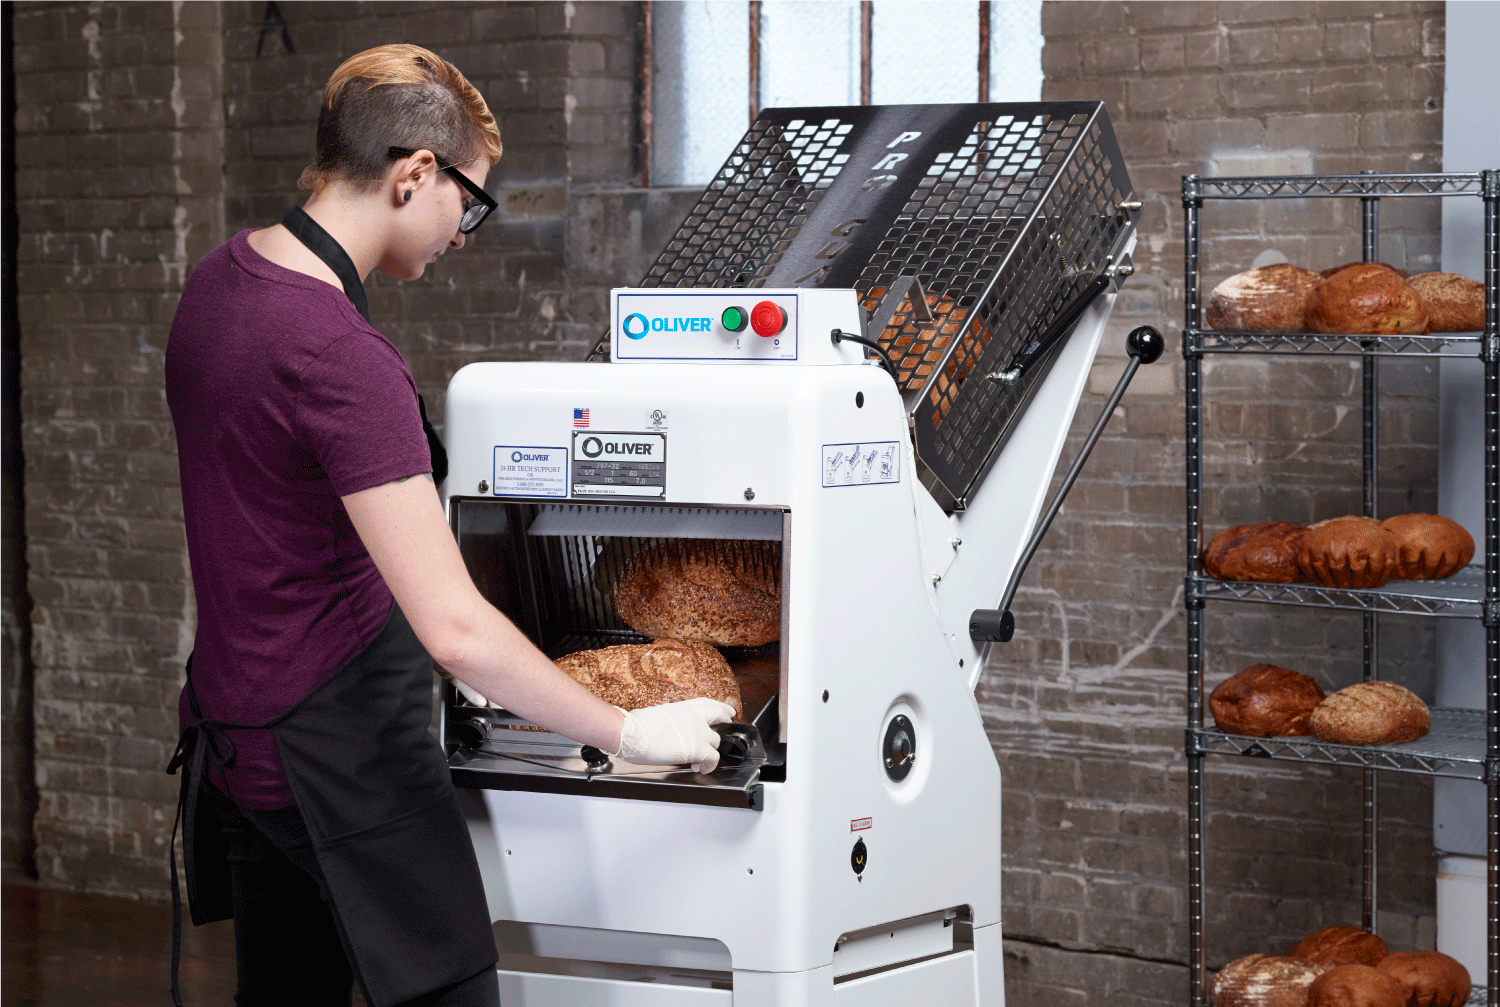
[442,281,1118,1005]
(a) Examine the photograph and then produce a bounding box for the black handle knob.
[1126,325,1165,364]
[453,717,489,750]
[969,608,1015,643]
[580,745,609,767]
[717,733,749,769]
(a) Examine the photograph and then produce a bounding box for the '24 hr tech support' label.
[492,446,568,497]
[572,431,666,498]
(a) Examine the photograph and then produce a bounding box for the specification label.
[572,431,666,498]
[492,446,568,498]
[821,441,900,488]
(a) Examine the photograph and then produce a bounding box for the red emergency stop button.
[750,300,787,337]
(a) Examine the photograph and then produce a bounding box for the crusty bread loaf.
[614,540,780,647]
[1310,682,1430,746]
[1407,272,1484,333]
[1321,262,1410,279]
[1211,664,1326,737]
[1297,516,1398,589]
[1307,964,1407,1007]
[1376,951,1471,1007]
[1289,926,1389,968]
[1381,514,1475,580]
[1305,264,1429,335]
[1204,522,1308,583]
[1205,265,1325,332]
[1213,955,1326,1007]
[555,640,742,718]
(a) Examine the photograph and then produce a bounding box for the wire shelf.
[1185,172,1487,199]
[1186,327,1485,358]
[1192,709,1492,781]
[1191,565,1487,619]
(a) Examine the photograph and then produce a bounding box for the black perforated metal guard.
[592,102,1137,511]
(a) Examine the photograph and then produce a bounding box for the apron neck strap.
[281,206,369,323]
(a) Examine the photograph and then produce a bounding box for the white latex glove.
[612,698,738,774]
[436,666,491,708]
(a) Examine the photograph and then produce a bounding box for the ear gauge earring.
[402,190,412,203]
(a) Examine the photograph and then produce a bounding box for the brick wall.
[987,4,1446,1005]
[11,0,661,896]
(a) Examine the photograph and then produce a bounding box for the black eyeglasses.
[388,146,496,233]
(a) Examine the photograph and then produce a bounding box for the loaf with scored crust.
[1305,264,1429,335]
[1212,955,1327,1007]
[1290,926,1388,969]
[1310,681,1430,746]
[555,640,742,718]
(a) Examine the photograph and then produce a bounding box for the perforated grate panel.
[595,102,1136,510]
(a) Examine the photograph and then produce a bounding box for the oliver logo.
[581,436,603,458]
[622,313,649,340]
[578,433,662,460]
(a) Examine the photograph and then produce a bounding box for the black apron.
[165,211,489,1006]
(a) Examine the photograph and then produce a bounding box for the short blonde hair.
[300,44,503,191]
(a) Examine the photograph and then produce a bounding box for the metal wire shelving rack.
[1182,169,1499,1007]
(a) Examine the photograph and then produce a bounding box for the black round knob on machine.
[453,717,489,750]
[580,745,610,767]
[1126,325,1165,365]
[882,714,916,782]
[717,733,749,769]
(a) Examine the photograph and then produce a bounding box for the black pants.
[206,784,500,1007]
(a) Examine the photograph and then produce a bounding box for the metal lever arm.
[989,273,1112,385]
[970,325,1165,644]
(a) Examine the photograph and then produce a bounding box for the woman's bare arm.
[341,473,627,753]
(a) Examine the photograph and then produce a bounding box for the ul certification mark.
[821,441,899,488]
[572,431,667,498]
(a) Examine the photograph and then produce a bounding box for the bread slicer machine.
[440,102,1161,1007]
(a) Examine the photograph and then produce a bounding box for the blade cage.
[593,102,1137,512]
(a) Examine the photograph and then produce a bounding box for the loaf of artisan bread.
[1321,262,1410,279]
[1210,664,1326,738]
[1212,955,1327,1007]
[1307,964,1407,1007]
[1297,516,1399,589]
[1310,681,1430,746]
[1406,272,1484,333]
[1305,264,1429,335]
[1376,951,1471,1007]
[1203,522,1308,583]
[1289,926,1388,969]
[1205,264,1325,332]
[613,540,781,647]
[1382,514,1475,580]
[555,640,742,718]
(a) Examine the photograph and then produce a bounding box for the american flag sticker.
[573,408,590,428]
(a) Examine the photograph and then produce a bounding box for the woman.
[164,45,731,1007]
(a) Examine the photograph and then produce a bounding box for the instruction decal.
[822,441,900,488]
[493,446,568,498]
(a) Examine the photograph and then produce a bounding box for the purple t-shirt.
[166,229,432,809]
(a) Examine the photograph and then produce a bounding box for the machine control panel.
[613,291,799,361]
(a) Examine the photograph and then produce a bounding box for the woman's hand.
[614,699,737,774]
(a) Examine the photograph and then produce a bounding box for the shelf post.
[1360,171,1383,934]
[1481,167,1498,1007]
[1183,174,1210,1007]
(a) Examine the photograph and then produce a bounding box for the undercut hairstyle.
[300,44,503,192]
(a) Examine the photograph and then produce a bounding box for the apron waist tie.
[165,663,276,1007]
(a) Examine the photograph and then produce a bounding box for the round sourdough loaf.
[555,640,742,719]
[1212,955,1326,1007]
[1307,965,1407,1007]
[1205,264,1325,332]
[1376,951,1471,1007]
[1321,262,1410,279]
[1406,272,1484,333]
[1297,516,1399,589]
[1305,264,1429,335]
[1310,681,1430,746]
[1203,522,1308,583]
[614,540,781,647]
[1381,514,1475,580]
[1289,927,1389,969]
[1210,664,1326,737]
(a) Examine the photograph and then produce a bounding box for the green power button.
[721,306,748,332]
